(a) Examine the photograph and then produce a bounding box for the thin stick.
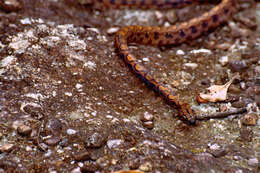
[196,108,247,121]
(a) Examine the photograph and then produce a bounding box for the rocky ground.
[0,0,259,172]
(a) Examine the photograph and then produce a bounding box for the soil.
[0,0,259,172]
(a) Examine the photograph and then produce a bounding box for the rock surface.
[0,0,259,172]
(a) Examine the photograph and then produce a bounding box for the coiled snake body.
[89,0,237,124]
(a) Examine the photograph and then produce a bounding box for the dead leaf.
[197,74,239,103]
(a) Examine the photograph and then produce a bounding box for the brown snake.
[88,0,238,124]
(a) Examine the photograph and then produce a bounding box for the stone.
[17,124,32,136]
[241,113,258,126]
[0,143,15,153]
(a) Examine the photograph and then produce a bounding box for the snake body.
[90,0,237,124]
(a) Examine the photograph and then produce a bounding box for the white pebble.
[107,27,120,34]
[107,139,123,149]
[190,48,212,54]
[219,56,229,66]
[184,63,198,69]
[248,158,258,167]
[176,50,185,55]
[67,129,77,135]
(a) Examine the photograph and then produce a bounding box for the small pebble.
[45,118,62,135]
[239,127,253,142]
[216,43,232,50]
[184,63,198,70]
[71,167,81,173]
[219,56,229,66]
[67,129,77,135]
[139,162,152,172]
[208,143,227,158]
[44,136,61,146]
[176,49,185,55]
[219,105,228,112]
[229,21,251,37]
[84,132,107,148]
[142,121,154,129]
[23,104,43,119]
[241,113,258,126]
[129,158,140,169]
[107,139,123,149]
[254,66,260,74]
[140,112,154,122]
[210,148,227,158]
[248,158,258,167]
[74,151,91,161]
[228,85,241,94]
[165,10,177,24]
[237,15,257,29]
[232,100,246,108]
[0,0,22,12]
[233,155,242,161]
[0,143,15,153]
[25,146,32,152]
[59,138,69,147]
[208,143,221,151]
[107,27,119,35]
[96,156,110,167]
[38,143,48,151]
[17,124,32,136]
[229,60,248,72]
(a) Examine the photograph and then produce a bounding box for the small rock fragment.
[241,113,258,126]
[38,143,48,151]
[67,128,77,135]
[229,21,251,37]
[229,60,248,72]
[232,100,247,108]
[165,10,177,24]
[96,156,110,168]
[84,132,107,148]
[140,112,154,129]
[211,148,227,158]
[216,43,232,50]
[17,124,32,136]
[107,139,123,149]
[129,158,140,169]
[45,118,62,135]
[139,162,152,172]
[142,121,154,129]
[184,63,198,70]
[59,138,69,147]
[107,27,120,35]
[219,56,229,66]
[22,104,43,119]
[0,143,15,153]
[208,143,227,158]
[74,151,91,161]
[0,0,22,12]
[239,127,253,142]
[71,167,81,173]
[248,158,258,167]
[140,112,154,122]
[44,136,61,146]
[176,49,185,55]
[81,161,101,173]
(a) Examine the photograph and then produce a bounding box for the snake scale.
[88,0,238,124]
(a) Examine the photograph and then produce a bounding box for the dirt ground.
[0,0,259,172]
